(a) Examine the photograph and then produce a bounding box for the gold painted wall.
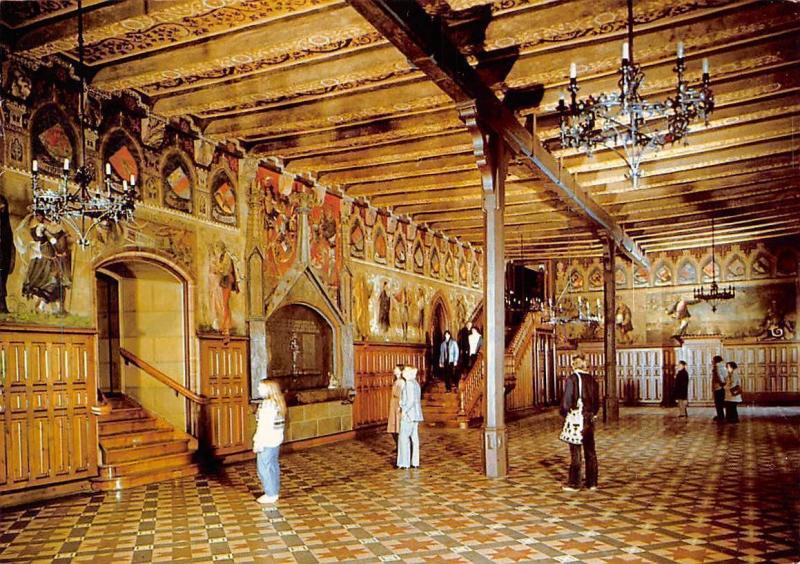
[555,239,799,345]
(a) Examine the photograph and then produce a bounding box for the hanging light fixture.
[557,0,714,189]
[693,217,734,312]
[30,0,136,248]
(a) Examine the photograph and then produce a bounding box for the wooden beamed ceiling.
[3,0,799,261]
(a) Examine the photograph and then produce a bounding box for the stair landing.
[92,395,199,491]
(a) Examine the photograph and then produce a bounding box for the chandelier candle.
[557,0,714,189]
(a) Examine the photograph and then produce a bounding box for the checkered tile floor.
[2,407,799,563]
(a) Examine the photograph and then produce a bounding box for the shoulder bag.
[559,373,584,445]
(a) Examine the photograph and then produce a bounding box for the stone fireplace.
[266,304,334,404]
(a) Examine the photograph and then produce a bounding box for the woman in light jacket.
[253,379,286,504]
[723,361,742,423]
[397,367,423,469]
[387,364,405,454]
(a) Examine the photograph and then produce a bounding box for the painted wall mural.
[556,239,799,345]
[0,56,480,347]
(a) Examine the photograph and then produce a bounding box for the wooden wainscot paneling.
[199,335,251,457]
[723,340,800,403]
[0,326,98,494]
[353,342,427,428]
[557,337,799,406]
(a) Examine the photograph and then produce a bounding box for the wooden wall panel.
[200,336,250,456]
[353,343,427,428]
[557,338,799,405]
[0,328,98,493]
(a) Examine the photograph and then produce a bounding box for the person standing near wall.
[438,330,459,392]
[711,355,726,422]
[397,367,423,469]
[467,325,482,369]
[674,360,690,417]
[724,361,742,423]
[387,364,405,461]
[253,379,286,505]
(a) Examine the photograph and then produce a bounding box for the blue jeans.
[256,446,280,497]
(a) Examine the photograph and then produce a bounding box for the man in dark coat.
[674,360,690,417]
[560,354,600,491]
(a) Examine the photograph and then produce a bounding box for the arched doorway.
[430,298,449,379]
[95,256,191,432]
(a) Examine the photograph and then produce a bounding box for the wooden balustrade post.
[603,237,619,422]
[459,100,508,478]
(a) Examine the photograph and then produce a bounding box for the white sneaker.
[257,494,279,504]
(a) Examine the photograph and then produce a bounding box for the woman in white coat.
[397,367,424,469]
[724,361,742,423]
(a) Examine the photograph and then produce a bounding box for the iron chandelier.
[557,0,714,189]
[693,217,734,312]
[30,0,136,248]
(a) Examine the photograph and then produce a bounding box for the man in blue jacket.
[439,330,460,392]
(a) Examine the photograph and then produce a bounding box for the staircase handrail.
[91,388,113,416]
[458,310,541,422]
[505,310,539,377]
[120,348,209,406]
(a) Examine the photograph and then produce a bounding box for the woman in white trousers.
[397,367,424,469]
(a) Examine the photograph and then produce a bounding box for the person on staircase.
[438,330,460,392]
[397,367,424,469]
[253,379,286,505]
[467,325,482,370]
[457,321,473,378]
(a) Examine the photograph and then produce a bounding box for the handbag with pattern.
[559,373,584,445]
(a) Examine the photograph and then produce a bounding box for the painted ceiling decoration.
[1,0,798,261]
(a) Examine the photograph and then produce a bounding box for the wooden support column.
[603,237,619,422]
[460,101,508,478]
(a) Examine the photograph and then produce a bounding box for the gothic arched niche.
[349,218,365,259]
[430,245,441,278]
[266,304,333,403]
[101,128,141,189]
[31,103,77,174]
[373,225,387,263]
[161,150,194,214]
[210,169,237,225]
[412,238,425,273]
[393,232,407,268]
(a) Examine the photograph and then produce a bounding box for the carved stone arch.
[393,229,407,269]
[160,147,196,214]
[750,251,773,279]
[676,258,698,285]
[412,235,425,274]
[724,252,746,281]
[99,126,144,194]
[776,248,798,277]
[349,215,366,259]
[430,242,441,278]
[372,222,387,263]
[208,166,238,226]
[567,266,585,291]
[700,255,721,283]
[652,260,674,286]
[29,102,80,174]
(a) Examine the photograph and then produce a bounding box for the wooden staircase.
[92,395,200,491]
[422,380,462,427]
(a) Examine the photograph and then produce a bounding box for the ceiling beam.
[346,0,649,268]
